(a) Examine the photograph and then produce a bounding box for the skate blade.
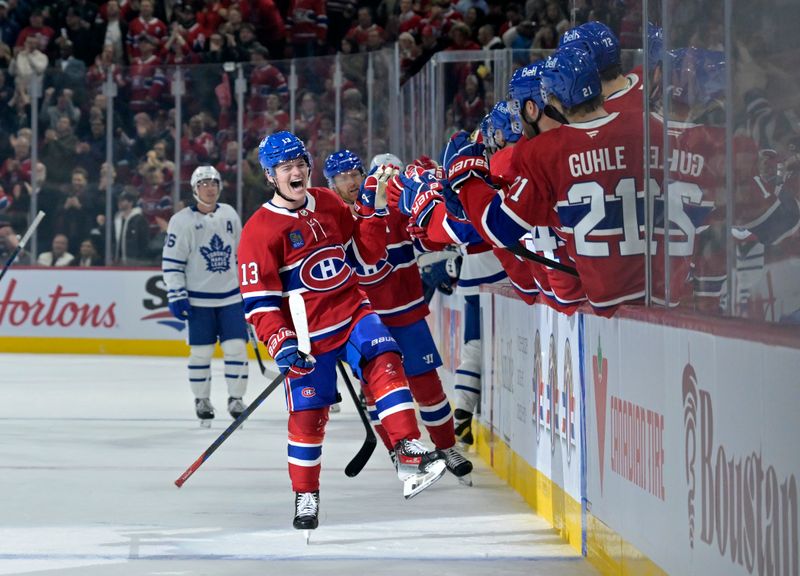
[199,419,212,428]
[457,474,473,487]
[403,460,447,500]
[304,529,310,544]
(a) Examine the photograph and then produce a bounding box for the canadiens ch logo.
[299,245,352,292]
[358,258,393,285]
[301,387,316,398]
[289,230,305,248]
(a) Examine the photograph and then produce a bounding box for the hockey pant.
[368,369,456,451]
[288,352,419,492]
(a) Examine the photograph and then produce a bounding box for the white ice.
[0,354,599,576]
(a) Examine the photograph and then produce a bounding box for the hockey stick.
[175,295,311,488]
[247,324,268,377]
[175,369,285,487]
[337,360,377,477]
[504,242,579,277]
[0,210,45,284]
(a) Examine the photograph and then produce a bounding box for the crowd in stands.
[0,0,631,267]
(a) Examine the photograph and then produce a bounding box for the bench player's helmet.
[507,61,547,117]
[539,46,602,109]
[323,149,364,186]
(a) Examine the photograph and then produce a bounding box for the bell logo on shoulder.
[289,230,305,249]
[199,233,232,273]
[563,29,580,43]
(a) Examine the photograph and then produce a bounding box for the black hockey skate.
[293,491,320,531]
[227,397,246,419]
[454,409,474,446]
[443,446,474,486]
[195,398,215,428]
[394,439,447,499]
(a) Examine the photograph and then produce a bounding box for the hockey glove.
[356,165,397,217]
[441,178,469,222]
[268,327,316,378]
[167,297,192,320]
[396,167,444,218]
[441,130,491,192]
[410,188,444,227]
[412,155,438,172]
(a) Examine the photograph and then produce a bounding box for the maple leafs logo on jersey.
[199,234,232,273]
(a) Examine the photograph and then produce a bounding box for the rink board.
[0,268,267,358]
[431,287,800,576]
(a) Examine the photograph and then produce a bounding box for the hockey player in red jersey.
[444,46,651,314]
[323,149,473,480]
[237,131,447,533]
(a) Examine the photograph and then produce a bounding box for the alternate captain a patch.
[289,230,305,248]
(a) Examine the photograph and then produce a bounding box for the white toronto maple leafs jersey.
[162,203,243,307]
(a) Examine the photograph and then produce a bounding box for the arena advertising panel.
[0,269,186,340]
[480,294,583,521]
[584,314,799,575]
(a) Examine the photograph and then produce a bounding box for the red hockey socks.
[361,352,420,446]
[287,407,329,492]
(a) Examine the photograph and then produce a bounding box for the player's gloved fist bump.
[397,169,443,217]
[410,188,443,227]
[168,297,192,320]
[268,327,315,378]
[441,130,490,192]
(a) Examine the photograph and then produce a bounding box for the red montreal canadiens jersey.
[485,143,585,311]
[347,209,428,327]
[502,111,650,311]
[603,72,644,113]
[238,187,387,354]
[649,116,795,304]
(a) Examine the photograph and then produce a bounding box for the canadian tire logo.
[593,337,609,494]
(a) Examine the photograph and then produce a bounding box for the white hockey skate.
[394,439,447,499]
[195,398,215,427]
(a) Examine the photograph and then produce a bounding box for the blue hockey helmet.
[323,149,364,182]
[258,131,311,175]
[577,21,620,71]
[666,47,726,108]
[647,22,664,72]
[486,101,522,148]
[507,61,546,116]
[539,46,602,109]
[558,26,607,72]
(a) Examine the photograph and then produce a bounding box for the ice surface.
[0,354,598,576]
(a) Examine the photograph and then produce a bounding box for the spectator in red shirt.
[453,73,484,132]
[15,9,54,55]
[285,0,327,58]
[126,0,167,60]
[345,6,384,52]
[398,0,422,34]
[127,34,165,115]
